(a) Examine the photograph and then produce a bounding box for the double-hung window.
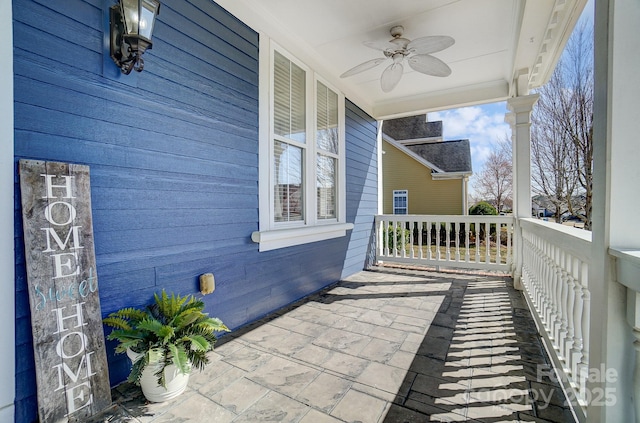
[393,190,408,215]
[252,38,353,251]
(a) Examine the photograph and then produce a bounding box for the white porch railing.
[374,214,514,272]
[520,218,591,421]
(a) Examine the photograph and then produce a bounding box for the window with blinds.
[254,38,350,251]
[316,81,338,220]
[273,51,306,222]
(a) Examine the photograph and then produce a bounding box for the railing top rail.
[375,214,515,224]
[520,217,591,261]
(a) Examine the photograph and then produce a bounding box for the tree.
[531,22,593,229]
[473,136,512,213]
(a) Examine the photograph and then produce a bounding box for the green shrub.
[469,201,498,216]
[384,224,411,251]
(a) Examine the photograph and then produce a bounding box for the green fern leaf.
[102,316,132,331]
[169,344,190,376]
[185,334,210,352]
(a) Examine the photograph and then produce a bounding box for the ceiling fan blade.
[381,62,403,92]
[363,40,396,52]
[407,35,455,54]
[340,57,388,78]
[408,54,452,77]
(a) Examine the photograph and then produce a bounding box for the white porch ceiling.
[215,0,586,119]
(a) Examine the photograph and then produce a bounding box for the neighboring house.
[382,116,472,215]
[532,194,562,218]
[532,194,586,219]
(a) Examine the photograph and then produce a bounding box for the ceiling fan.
[340,25,455,93]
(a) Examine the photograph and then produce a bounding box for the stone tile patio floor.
[95,266,578,423]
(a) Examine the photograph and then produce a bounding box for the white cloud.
[430,103,510,173]
[429,103,511,197]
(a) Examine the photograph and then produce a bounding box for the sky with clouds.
[428,0,594,199]
[429,102,509,196]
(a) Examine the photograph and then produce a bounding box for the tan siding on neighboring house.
[382,140,463,215]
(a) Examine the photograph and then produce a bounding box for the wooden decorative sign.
[19,160,111,422]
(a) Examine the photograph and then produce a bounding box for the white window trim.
[253,35,352,252]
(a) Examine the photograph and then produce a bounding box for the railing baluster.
[507,222,512,267]
[475,221,481,264]
[564,256,576,376]
[465,222,470,263]
[496,223,502,264]
[455,222,460,262]
[578,262,590,405]
[417,221,423,260]
[381,217,388,257]
[427,221,433,261]
[435,220,441,261]
[445,222,451,261]
[572,269,585,381]
[484,222,490,264]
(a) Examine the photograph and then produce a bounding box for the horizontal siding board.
[149,37,258,102]
[13,60,259,147]
[15,71,257,137]
[94,224,255,255]
[15,90,258,158]
[159,3,258,72]
[13,21,103,75]
[137,72,258,128]
[98,268,157,299]
[16,133,258,182]
[30,0,102,37]
[90,185,256,208]
[90,172,257,199]
[94,208,257,232]
[13,2,103,53]
[185,0,259,45]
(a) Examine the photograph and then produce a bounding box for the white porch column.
[0,0,15,421]
[506,94,539,290]
[590,0,640,421]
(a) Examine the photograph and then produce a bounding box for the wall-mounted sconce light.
[110,0,161,74]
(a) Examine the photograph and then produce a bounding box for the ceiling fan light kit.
[341,25,454,93]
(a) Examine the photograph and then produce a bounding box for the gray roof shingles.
[405,140,472,173]
[382,115,472,174]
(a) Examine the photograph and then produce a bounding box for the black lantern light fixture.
[110,0,161,74]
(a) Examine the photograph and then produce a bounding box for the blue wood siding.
[12,1,377,421]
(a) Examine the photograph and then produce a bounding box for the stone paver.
[92,267,577,423]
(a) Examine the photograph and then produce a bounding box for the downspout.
[462,176,468,215]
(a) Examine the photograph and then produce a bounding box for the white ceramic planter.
[127,348,190,403]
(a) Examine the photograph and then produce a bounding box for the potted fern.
[103,290,230,402]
